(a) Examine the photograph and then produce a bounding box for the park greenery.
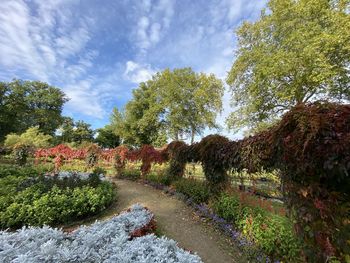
[0,0,349,262]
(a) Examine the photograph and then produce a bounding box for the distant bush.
[119,169,141,181]
[4,127,52,148]
[146,172,171,186]
[173,178,210,204]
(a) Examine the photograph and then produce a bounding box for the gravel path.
[111,179,246,263]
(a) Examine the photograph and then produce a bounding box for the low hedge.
[212,193,301,262]
[145,172,172,186]
[173,178,210,204]
[0,166,115,229]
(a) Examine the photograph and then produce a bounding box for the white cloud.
[0,0,106,118]
[133,0,175,53]
[123,61,156,83]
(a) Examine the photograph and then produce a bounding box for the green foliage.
[173,178,210,204]
[145,172,172,186]
[155,68,224,142]
[95,126,120,148]
[118,168,141,181]
[57,118,95,144]
[226,0,350,131]
[0,79,68,141]
[110,67,224,145]
[212,193,301,261]
[5,127,52,148]
[0,166,115,229]
[110,84,166,147]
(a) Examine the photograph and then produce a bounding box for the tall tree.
[226,0,350,131]
[110,68,224,145]
[0,79,68,141]
[110,82,166,147]
[156,68,224,142]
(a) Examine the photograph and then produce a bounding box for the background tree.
[95,126,120,148]
[226,0,350,131]
[110,68,224,145]
[0,79,68,141]
[110,82,166,147]
[56,118,95,145]
[4,127,52,148]
[156,68,224,143]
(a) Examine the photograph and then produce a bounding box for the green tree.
[4,127,52,148]
[0,80,68,141]
[111,68,224,145]
[110,82,166,147]
[156,68,224,142]
[95,126,120,148]
[56,118,95,144]
[226,0,350,131]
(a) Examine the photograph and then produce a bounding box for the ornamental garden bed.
[0,204,202,263]
[0,166,115,230]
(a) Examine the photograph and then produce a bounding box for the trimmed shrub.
[195,135,230,192]
[165,141,188,180]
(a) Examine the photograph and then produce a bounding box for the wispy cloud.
[0,0,267,132]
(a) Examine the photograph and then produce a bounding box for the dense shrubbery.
[145,172,172,186]
[161,102,350,262]
[212,193,301,261]
[0,166,115,229]
[173,178,210,204]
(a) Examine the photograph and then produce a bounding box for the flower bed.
[0,204,203,263]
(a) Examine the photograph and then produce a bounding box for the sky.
[0,0,267,139]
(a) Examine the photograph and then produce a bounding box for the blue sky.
[0,0,267,138]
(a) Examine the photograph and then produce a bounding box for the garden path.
[110,179,246,263]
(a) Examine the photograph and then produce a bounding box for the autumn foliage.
[161,102,350,261]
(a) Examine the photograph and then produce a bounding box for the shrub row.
[0,166,115,229]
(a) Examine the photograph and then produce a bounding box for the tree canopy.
[56,118,95,144]
[95,125,120,148]
[226,0,350,131]
[0,79,68,141]
[110,68,224,145]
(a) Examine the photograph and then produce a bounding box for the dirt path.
[111,179,246,263]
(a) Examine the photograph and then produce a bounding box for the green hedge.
[212,193,301,262]
[173,178,210,204]
[0,166,115,229]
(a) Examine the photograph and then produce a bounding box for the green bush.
[146,172,172,186]
[119,169,141,181]
[0,165,115,229]
[212,193,301,261]
[173,178,210,204]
